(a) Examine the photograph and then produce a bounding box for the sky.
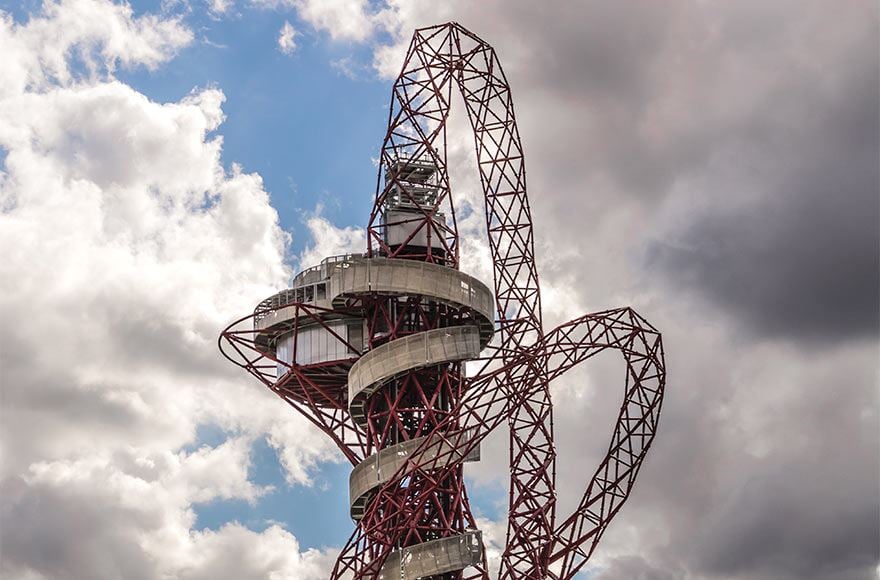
[0,1,877,579]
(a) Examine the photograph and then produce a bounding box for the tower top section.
[383,154,439,211]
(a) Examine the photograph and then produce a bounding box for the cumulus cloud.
[207,0,233,17]
[0,0,192,96]
[172,524,337,579]
[1,453,335,579]
[296,206,366,270]
[0,1,339,578]
[277,20,297,55]
[254,0,378,42]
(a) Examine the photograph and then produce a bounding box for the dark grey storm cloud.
[445,3,880,340]
[592,555,679,580]
[648,30,879,343]
[693,465,879,580]
[430,3,880,580]
[0,476,156,580]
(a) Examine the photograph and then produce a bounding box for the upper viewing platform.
[385,155,437,184]
[253,253,363,324]
[383,155,440,211]
[253,255,494,343]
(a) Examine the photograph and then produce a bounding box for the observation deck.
[251,254,493,409]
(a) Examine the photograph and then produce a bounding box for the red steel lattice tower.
[220,22,666,580]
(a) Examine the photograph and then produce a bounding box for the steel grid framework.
[219,21,666,580]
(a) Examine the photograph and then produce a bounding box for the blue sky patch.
[193,436,353,549]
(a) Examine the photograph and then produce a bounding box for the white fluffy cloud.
[0,0,192,96]
[0,2,339,578]
[254,0,378,42]
[208,0,233,16]
[3,447,335,579]
[296,207,366,270]
[277,20,297,55]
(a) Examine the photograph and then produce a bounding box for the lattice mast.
[366,24,554,578]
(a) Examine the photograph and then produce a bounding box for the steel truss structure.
[220,22,666,580]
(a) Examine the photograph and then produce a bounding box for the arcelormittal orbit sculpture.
[220,22,666,580]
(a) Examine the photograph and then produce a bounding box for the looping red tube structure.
[219,21,666,580]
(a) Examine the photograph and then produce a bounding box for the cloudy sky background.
[0,1,877,579]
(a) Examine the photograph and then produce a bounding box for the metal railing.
[254,253,364,324]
